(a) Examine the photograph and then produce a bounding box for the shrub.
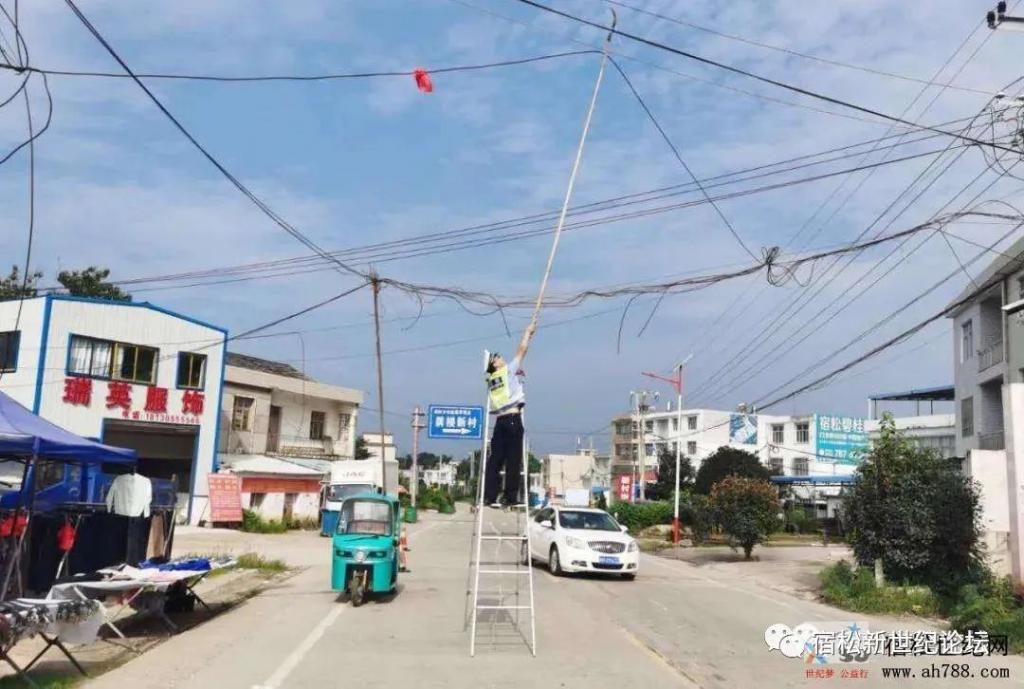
[416,486,454,512]
[610,501,672,533]
[694,447,770,495]
[710,477,778,559]
[820,561,939,616]
[948,578,1024,654]
[844,416,984,596]
[679,494,712,544]
[241,509,289,534]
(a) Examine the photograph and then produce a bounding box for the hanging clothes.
[106,474,152,517]
[146,513,165,560]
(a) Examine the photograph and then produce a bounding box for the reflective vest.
[488,364,522,414]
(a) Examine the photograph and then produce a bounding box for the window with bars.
[687,441,697,456]
[310,411,327,440]
[961,397,974,437]
[232,397,254,431]
[687,415,697,430]
[793,457,809,476]
[772,424,784,444]
[796,422,810,444]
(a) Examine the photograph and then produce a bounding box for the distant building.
[361,432,396,465]
[422,462,457,488]
[866,386,956,460]
[544,449,611,497]
[948,240,1024,581]
[218,352,363,524]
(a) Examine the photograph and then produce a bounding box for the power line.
[0,48,600,82]
[514,0,1021,155]
[608,57,755,261]
[606,0,998,97]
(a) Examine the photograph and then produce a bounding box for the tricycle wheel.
[349,575,366,607]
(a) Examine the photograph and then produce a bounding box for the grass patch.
[821,560,939,616]
[638,538,670,553]
[0,674,81,689]
[241,510,289,534]
[948,579,1024,654]
[236,552,288,575]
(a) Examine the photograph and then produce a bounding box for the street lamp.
[643,354,693,544]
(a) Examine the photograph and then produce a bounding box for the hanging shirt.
[106,473,152,518]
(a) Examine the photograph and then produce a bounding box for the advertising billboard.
[815,414,868,465]
[729,413,758,445]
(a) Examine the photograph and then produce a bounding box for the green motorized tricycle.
[331,491,401,606]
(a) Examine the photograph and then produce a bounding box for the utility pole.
[643,354,692,544]
[371,276,388,493]
[988,2,1024,29]
[411,406,425,508]
[629,389,659,501]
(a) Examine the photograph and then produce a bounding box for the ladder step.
[481,535,527,541]
[479,570,531,575]
[476,605,532,610]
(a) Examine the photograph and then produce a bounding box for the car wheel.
[622,573,636,581]
[549,546,563,576]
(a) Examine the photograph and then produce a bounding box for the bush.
[610,501,673,533]
[710,477,779,559]
[844,416,984,596]
[416,486,454,512]
[783,507,819,534]
[695,447,771,495]
[679,494,712,544]
[241,509,289,534]
[948,578,1024,654]
[820,561,939,616]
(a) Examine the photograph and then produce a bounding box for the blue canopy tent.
[0,392,137,599]
[0,391,136,463]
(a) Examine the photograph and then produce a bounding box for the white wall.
[241,491,320,522]
[1,297,226,524]
[221,385,273,454]
[0,298,48,409]
[1002,384,1024,580]
[966,449,1012,576]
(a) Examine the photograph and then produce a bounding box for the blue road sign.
[427,405,484,440]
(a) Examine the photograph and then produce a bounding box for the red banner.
[240,477,321,494]
[208,474,243,523]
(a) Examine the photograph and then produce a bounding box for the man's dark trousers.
[484,412,524,505]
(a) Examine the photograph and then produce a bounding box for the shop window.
[232,396,254,431]
[310,411,326,440]
[0,331,19,372]
[68,335,114,378]
[113,343,157,385]
[176,352,207,389]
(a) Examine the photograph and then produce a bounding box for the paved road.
[83,512,1022,689]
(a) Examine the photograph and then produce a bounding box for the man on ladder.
[483,319,536,509]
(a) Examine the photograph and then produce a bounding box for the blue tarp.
[0,391,136,463]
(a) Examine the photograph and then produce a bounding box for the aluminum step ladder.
[464,350,537,657]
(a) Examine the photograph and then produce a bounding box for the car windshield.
[338,499,393,536]
[557,510,620,531]
[327,483,374,502]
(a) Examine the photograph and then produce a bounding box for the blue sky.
[1,1,1021,456]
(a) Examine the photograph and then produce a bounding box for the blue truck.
[0,459,177,514]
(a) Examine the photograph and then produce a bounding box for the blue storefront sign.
[815,414,868,465]
[427,405,484,440]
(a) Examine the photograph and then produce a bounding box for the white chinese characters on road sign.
[427,405,484,440]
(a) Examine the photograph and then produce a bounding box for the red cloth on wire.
[413,68,433,93]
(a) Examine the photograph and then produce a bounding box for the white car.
[527,506,638,580]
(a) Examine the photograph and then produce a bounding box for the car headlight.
[627,540,638,552]
[354,550,367,562]
[565,536,586,550]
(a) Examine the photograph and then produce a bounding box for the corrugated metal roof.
[220,454,325,476]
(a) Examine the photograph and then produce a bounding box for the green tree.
[354,436,372,459]
[694,446,771,495]
[710,476,779,559]
[645,447,694,501]
[0,265,41,300]
[844,415,983,595]
[57,267,131,301]
[528,452,542,475]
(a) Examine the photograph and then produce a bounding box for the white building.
[361,432,396,465]
[866,386,957,459]
[421,462,458,487]
[948,240,1024,581]
[545,449,611,497]
[217,352,363,523]
[0,295,226,524]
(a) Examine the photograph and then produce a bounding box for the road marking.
[254,604,346,689]
[253,520,449,689]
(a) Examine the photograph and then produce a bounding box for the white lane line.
[253,519,450,689]
[254,604,346,689]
